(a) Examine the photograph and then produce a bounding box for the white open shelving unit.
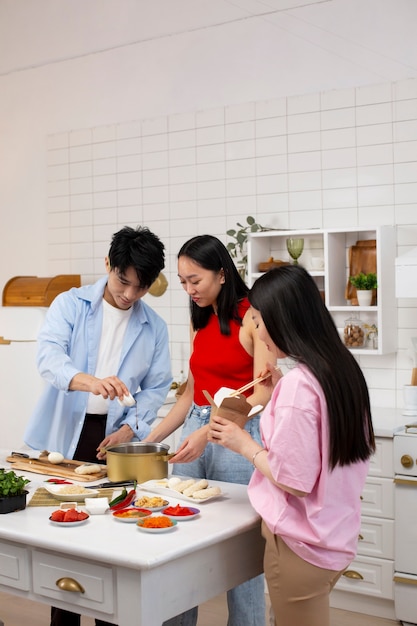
[247,226,397,356]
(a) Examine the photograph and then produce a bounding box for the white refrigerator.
[0,306,47,451]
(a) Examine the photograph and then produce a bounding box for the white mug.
[311,256,324,270]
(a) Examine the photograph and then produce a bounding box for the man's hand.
[96,424,134,460]
[69,373,130,401]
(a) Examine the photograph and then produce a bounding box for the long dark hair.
[178,235,248,335]
[248,265,375,468]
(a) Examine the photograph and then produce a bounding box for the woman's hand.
[208,414,252,455]
[168,426,209,464]
[258,362,283,391]
[96,424,134,460]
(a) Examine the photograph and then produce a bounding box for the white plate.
[136,517,177,533]
[112,508,152,523]
[44,484,98,502]
[49,517,89,527]
[138,479,223,504]
[161,506,200,521]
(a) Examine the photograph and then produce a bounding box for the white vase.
[357,289,373,306]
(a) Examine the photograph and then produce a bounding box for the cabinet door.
[358,516,394,559]
[0,540,30,591]
[361,476,394,519]
[336,555,394,599]
[32,550,114,614]
[369,438,394,478]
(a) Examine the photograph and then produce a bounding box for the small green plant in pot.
[349,272,378,291]
[0,468,30,514]
[349,272,378,306]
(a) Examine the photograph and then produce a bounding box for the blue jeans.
[163,404,266,626]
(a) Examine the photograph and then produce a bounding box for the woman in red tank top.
[147,235,271,626]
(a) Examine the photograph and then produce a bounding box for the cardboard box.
[203,387,263,428]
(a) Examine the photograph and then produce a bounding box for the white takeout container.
[84,497,109,515]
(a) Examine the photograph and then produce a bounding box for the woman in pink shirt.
[209,264,375,626]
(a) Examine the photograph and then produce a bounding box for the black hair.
[248,265,375,469]
[108,226,164,288]
[178,235,248,335]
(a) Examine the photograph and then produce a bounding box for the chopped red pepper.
[109,488,137,511]
[45,479,73,484]
[162,504,195,516]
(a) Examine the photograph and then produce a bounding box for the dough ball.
[48,452,64,464]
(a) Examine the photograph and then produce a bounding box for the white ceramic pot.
[357,289,373,306]
[403,385,417,416]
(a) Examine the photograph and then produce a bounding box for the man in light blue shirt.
[25,225,172,463]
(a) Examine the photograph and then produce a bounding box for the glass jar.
[343,316,365,349]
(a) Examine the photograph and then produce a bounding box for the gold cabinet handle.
[342,570,364,580]
[401,454,414,469]
[56,577,85,593]
[394,575,417,586]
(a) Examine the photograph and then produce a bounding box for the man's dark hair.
[108,226,165,288]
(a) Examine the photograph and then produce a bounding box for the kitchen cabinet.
[330,434,397,620]
[247,226,397,355]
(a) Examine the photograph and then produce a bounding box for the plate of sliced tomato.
[161,504,200,521]
[49,508,90,526]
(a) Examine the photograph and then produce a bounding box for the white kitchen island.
[0,453,264,625]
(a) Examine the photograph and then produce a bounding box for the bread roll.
[172,479,195,493]
[192,486,221,500]
[74,463,103,475]
[183,479,208,496]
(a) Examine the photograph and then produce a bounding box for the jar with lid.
[343,316,365,349]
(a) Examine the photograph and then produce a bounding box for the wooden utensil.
[6,455,107,482]
[229,373,271,397]
[411,368,417,386]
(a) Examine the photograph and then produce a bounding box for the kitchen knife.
[86,480,136,489]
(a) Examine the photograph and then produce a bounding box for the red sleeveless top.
[190,299,254,406]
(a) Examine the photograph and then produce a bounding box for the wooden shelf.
[247,226,397,356]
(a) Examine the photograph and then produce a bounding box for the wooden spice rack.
[2,275,81,306]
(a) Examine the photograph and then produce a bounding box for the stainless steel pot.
[103,442,174,483]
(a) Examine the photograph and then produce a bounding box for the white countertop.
[370,406,410,437]
[0,450,260,570]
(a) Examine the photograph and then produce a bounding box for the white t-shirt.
[86,299,132,414]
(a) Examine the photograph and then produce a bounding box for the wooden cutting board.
[6,455,107,482]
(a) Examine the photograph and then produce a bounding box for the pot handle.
[156,453,176,461]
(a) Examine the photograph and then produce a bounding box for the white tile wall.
[46,77,417,407]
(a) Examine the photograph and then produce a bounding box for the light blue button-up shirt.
[24,276,172,459]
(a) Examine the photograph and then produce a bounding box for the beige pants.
[262,521,344,626]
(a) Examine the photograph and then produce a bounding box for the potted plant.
[349,272,378,306]
[0,468,30,514]
[226,215,269,276]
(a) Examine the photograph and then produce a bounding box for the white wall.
[1,1,417,424]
